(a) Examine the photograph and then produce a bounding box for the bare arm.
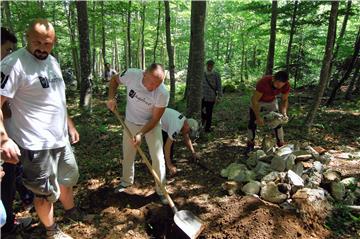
[250,90,265,126]
[280,92,289,116]
[164,137,173,165]
[106,74,121,112]
[133,106,166,146]
[67,115,79,144]
[0,95,20,164]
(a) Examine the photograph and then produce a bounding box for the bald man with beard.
[0,19,79,239]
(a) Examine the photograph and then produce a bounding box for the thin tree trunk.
[327,26,360,105]
[127,1,132,68]
[3,1,14,33]
[304,1,339,130]
[186,1,206,118]
[286,0,298,72]
[353,70,360,95]
[114,34,120,72]
[153,1,161,63]
[345,59,360,99]
[91,1,96,76]
[101,1,106,66]
[141,3,146,70]
[76,0,92,110]
[65,1,81,88]
[252,45,257,67]
[164,0,175,106]
[241,35,245,82]
[265,0,278,75]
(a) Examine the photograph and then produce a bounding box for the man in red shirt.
[246,71,290,154]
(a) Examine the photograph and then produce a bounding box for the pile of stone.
[221,142,360,214]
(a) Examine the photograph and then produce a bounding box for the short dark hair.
[1,27,17,45]
[146,63,164,73]
[206,60,215,66]
[274,71,289,82]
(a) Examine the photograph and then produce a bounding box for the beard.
[34,50,49,60]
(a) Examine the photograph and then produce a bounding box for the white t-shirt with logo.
[118,68,169,125]
[160,108,186,141]
[0,48,68,150]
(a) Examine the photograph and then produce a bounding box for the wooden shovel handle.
[113,110,178,212]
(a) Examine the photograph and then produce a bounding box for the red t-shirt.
[256,75,290,102]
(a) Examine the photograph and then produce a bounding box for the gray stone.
[292,162,304,176]
[305,171,322,188]
[294,150,313,161]
[271,155,287,172]
[242,181,261,195]
[287,170,304,187]
[261,136,275,154]
[221,163,247,179]
[261,172,281,184]
[319,152,333,164]
[330,181,346,201]
[341,177,358,187]
[254,161,272,179]
[234,170,257,183]
[285,154,296,171]
[313,161,323,173]
[246,151,259,168]
[260,182,288,204]
[275,144,294,157]
[323,169,341,182]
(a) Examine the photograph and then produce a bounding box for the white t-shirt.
[160,108,186,141]
[0,48,68,150]
[118,68,169,125]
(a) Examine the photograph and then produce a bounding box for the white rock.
[323,169,341,182]
[313,161,323,173]
[341,177,358,187]
[287,170,304,187]
[275,144,294,157]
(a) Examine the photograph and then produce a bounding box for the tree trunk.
[164,0,175,107]
[91,1,96,76]
[327,26,360,105]
[76,1,92,110]
[101,1,106,66]
[3,1,14,33]
[353,70,360,95]
[127,1,132,68]
[265,0,278,75]
[153,1,162,63]
[114,34,120,72]
[345,59,360,99]
[186,1,206,118]
[285,0,298,72]
[141,3,146,70]
[241,35,245,82]
[64,1,81,88]
[304,1,339,130]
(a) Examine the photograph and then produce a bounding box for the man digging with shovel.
[107,63,170,204]
[246,71,290,155]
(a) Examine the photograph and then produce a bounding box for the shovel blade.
[174,210,204,239]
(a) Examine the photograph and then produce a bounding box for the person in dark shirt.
[246,71,290,154]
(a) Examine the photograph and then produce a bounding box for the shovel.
[113,110,204,239]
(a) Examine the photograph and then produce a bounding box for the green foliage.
[325,203,360,236]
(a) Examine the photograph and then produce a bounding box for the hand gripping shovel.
[113,111,204,239]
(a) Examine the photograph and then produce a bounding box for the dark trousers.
[1,163,16,233]
[201,99,215,132]
[247,107,283,143]
[162,130,174,161]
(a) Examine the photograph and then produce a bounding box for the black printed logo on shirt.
[1,72,10,89]
[39,76,49,88]
[172,132,178,139]
[178,114,184,120]
[129,89,136,98]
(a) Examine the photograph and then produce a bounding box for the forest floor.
[14,87,360,239]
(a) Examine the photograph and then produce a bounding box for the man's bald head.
[26,19,56,60]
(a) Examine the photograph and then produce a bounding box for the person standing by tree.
[107,63,170,204]
[202,60,222,133]
[1,19,81,239]
[246,71,290,154]
[160,108,200,176]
